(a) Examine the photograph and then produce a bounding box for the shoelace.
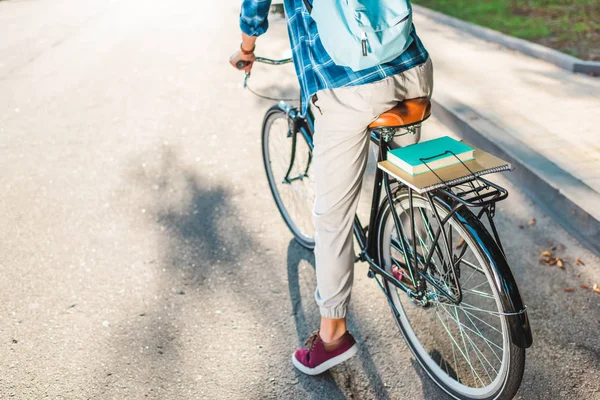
[304,330,320,352]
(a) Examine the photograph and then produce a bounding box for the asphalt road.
[1,0,599,399]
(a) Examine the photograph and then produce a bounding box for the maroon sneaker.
[292,330,358,375]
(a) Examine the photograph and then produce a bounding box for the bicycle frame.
[279,100,496,304]
[255,48,531,346]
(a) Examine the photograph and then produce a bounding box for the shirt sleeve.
[240,0,272,37]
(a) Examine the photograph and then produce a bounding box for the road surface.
[1,0,599,398]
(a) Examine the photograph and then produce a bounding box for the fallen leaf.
[593,284,600,294]
[556,259,564,269]
[576,257,585,266]
[538,258,549,264]
[541,251,552,257]
[455,237,465,249]
[548,258,558,266]
[564,288,575,292]
[529,217,536,226]
[550,245,557,251]
[580,285,589,289]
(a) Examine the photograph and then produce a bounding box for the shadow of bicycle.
[286,237,456,399]
[286,239,393,399]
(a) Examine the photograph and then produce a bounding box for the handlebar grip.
[236,60,250,69]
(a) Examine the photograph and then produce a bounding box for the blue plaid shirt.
[240,0,429,114]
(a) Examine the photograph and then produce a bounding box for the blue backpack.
[303,0,414,72]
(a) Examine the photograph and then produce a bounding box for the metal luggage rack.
[383,149,511,253]
[419,150,509,209]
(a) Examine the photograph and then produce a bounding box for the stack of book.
[379,136,512,194]
[387,136,475,176]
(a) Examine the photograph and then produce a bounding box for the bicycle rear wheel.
[376,189,525,400]
[262,105,315,249]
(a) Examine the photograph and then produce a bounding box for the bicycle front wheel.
[376,189,525,400]
[262,105,315,249]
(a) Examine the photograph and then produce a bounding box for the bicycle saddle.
[369,97,431,129]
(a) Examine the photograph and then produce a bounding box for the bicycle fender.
[379,191,533,349]
[443,196,533,349]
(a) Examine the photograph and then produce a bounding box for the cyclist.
[231,0,433,375]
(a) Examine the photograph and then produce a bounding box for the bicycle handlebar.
[237,56,294,89]
[235,57,293,70]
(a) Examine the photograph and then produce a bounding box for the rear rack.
[418,150,509,208]
[377,146,512,198]
[378,145,512,257]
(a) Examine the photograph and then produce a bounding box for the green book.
[387,136,475,176]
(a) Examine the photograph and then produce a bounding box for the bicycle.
[239,57,533,400]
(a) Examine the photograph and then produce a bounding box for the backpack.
[303,0,414,72]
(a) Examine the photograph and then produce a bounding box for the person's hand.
[230,45,256,73]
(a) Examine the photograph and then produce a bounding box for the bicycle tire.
[262,105,315,249]
[376,188,525,400]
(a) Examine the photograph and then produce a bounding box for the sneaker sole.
[291,343,358,376]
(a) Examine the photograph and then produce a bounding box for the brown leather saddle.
[368,97,431,129]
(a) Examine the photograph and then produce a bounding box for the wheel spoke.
[454,307,481,386]
[264,114,314,245]
[440,305,500,384]
[461,257,487,276]
[462,308,503,363]
[438,304,503,355]
[462,309,503,335]
[462,279,491,293]
[460,301,503,317]
[445,306,460,383]
[381,191,515,396]
[435,310,485,386]
[463,288,495,300]
[428,300,503,318]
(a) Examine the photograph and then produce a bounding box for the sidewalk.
[413,9,600,255]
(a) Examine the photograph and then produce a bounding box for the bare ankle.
[320,317,347,343]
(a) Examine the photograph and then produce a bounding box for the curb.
[413,5,600,75]
[430,97,600,257]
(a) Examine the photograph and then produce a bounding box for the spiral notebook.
[378,145,512,194]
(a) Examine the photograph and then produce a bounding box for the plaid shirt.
[240,0,429,114]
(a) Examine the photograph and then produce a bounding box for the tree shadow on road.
[94,146,318,399]
[91,147,255,398]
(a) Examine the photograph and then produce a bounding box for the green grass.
[414,0,600,61]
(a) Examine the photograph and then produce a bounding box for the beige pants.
[312,58,434,319]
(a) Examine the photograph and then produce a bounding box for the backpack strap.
[302,0,312,13]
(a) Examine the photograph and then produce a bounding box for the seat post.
[380,128,397,142]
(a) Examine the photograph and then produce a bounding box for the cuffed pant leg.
[312,58,434,320]
[311,87,381,319]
